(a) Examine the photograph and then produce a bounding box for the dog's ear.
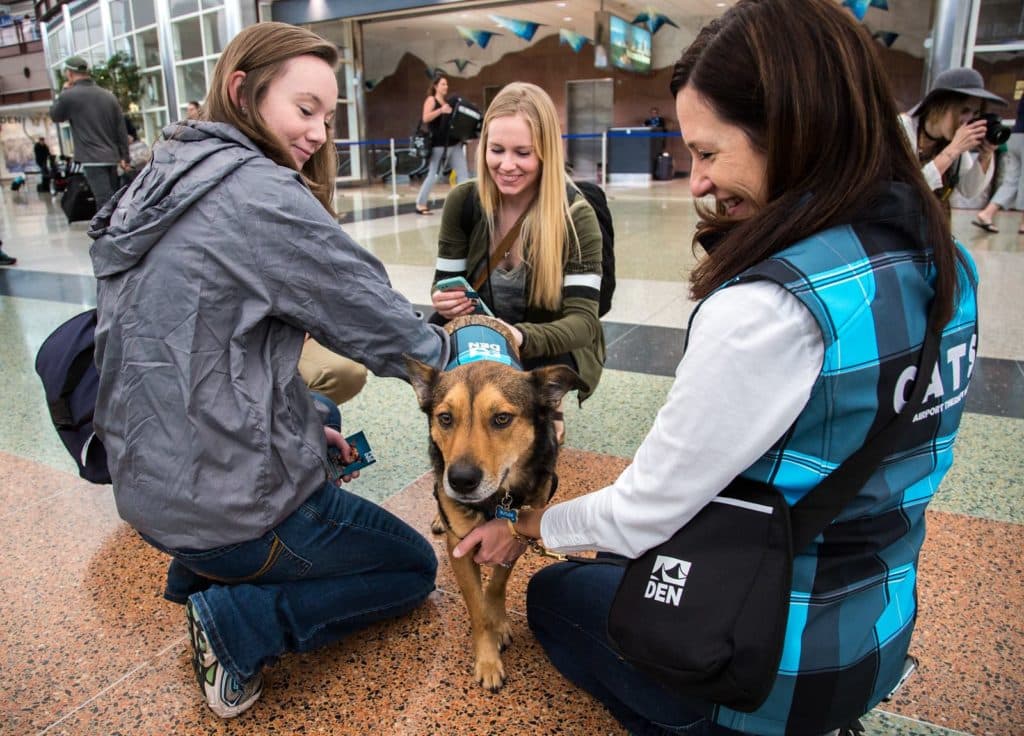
[531,365,589,408]
[403,355,438,410]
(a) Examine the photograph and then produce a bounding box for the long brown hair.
[203,22,338,214]
[671,0,960,326]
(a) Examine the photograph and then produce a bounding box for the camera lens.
[974,113,1012,146]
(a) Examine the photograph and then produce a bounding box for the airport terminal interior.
[1,174,1021,734]
[1,0,1023,733]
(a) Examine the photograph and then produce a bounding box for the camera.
[970,113,1011,146]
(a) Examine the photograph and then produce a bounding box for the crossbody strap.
[788,300,943,550]
[471,216,525,292]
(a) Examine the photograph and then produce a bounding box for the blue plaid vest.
[702,186,979,734]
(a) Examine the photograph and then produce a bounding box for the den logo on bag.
[645,555,691,607]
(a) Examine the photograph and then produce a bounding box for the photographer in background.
[900,67,1006,216]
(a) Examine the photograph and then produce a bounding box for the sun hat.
[908,67,1007,116]
[63,55,89,73]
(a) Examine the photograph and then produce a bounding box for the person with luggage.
[88,23,450,719]
[34,137,51,192]
[428,82,606,442]
[49,55,129,210]
[414,72,470,215]
[451,2,978,734]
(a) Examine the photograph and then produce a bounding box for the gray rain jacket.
[89,121,448,550]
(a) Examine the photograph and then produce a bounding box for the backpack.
[34,308,111,484]
[460,181,616,316]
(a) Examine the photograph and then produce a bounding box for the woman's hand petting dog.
[453,518,528,568]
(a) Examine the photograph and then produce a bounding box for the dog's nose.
[447,462,483,495]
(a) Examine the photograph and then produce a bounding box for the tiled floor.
[1,177,1021,735]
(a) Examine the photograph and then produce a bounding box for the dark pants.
[527,560,745,736]
[82,165,120,209]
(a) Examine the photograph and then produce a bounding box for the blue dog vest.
[444,323,522,372]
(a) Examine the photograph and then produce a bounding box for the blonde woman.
[430,82,606,436]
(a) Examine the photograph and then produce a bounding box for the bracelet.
[506,519,533,545]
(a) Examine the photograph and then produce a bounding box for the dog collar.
[445,323,522,372]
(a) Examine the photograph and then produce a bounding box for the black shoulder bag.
[599,307,942,713]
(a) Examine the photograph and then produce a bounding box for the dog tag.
[494,506,518,522]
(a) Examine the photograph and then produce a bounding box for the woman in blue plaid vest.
[452,1,980,734]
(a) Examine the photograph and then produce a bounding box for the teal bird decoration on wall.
[630,10,679,34]
[444,58,475,73]
[559,29,591,53]
[872,30,899,47]
[456,26,501,48]
[842,0,889,21]
[489,15,544,42]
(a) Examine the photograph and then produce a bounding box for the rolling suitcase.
[61,173,97,223]
[654,152,674,181]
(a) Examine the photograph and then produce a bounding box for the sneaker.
[0,251,15,266]
[185,599,263,718]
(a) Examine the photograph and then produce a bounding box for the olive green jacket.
[433,181,605,401]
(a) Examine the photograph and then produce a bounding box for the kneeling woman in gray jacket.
[89,23,449,719]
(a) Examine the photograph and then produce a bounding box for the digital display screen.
[608,14,652,73]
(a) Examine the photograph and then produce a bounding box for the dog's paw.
[430,512,445,535]
[474,657,507,691]
[494,618,513,651]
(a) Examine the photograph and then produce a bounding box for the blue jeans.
[415,144,470,207]
[154,483,437,683]
[527,561,745,736]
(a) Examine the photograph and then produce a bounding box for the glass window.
[142,70,165,107]
[333,103,350,140]
[976,0,1024,46]
[131,0,155,29]
[176,61,207,105]
[201,0,223,9]
[172,17,203,59]
[110,0,129,35]
[143,109,167,142]
[137,27,161,68]
[170,0,199,18]
[47,27,68,63]
[71,14,91,52]
[202,11,227,55]
[113,36,133,58]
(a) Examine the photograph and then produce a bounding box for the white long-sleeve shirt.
[540,280,824,558]
[899,113,994,199]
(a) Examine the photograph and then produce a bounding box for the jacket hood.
[89,121,265,279]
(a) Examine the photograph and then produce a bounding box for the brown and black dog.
[405,315,587,690]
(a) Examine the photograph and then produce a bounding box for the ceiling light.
[563,16,572,21]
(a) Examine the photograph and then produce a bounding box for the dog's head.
[405,352,587,509]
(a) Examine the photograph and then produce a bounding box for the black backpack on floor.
[61,172,97,223]
[460,181,616,316]
[34,309,111,484]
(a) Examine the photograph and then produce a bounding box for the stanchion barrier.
[334,129,681,187]
[388,138,399,200]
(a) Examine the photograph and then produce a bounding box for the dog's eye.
[492,412,513,428]
[437,411,453,427]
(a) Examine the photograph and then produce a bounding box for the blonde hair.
[203,22,338,214]
[474,82,578,311]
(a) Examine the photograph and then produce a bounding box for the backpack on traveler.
[460,180,616,316]
[34,308,111,484]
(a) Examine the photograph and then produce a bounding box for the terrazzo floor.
[1,177,1021,735]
